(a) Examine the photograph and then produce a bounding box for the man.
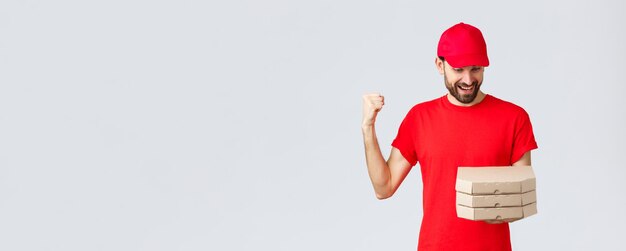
[361,23,538,250]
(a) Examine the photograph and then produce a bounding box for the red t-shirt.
[392,94,538,251]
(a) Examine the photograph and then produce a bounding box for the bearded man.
[361,22,538,250]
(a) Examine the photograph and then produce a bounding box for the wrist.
[361,123,375,131]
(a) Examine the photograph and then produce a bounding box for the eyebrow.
[453,66,483,70]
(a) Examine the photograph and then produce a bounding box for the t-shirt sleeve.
[391,109,418,166]
[511,109,539,164]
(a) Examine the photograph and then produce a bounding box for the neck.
[447,91,486,107]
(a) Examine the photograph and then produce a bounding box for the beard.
[444,73,482,104]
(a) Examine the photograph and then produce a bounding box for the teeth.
[460,86,472,90]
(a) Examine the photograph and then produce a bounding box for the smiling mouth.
[458,84,474,91]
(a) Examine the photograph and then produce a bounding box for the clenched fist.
[362,93,385,127]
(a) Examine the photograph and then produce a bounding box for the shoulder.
[397,96,442,129]
[406,96,443,114]
[486,95,529,116]
[484,95,535,127]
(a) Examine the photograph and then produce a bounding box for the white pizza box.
[456,190,536,208]
[456,203,538,221]
[456,166,536,195]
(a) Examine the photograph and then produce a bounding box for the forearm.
[362,125,392,199]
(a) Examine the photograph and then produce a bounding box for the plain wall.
[0,0,624,250]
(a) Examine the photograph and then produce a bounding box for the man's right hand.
[361,92,412,200]
[362,93,385,128]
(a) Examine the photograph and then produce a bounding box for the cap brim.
[445,54,489,68]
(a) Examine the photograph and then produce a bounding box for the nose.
[461,71,475,85]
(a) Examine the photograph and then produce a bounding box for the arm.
[512,151,531,166]
[362,94,413,200]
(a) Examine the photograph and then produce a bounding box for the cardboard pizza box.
[456,190,536,208]
[456,202,537,221]
[456,166,536,195]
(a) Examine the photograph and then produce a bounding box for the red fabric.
[437,22,489,68]
[392,95,538,251]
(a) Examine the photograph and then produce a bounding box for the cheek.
[448,76,462,85]
[472,73,484,82]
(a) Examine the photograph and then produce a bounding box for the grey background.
[0,0,624,250]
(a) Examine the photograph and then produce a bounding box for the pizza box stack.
[455,165,537,221]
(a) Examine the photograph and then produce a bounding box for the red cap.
[437,22,489,68]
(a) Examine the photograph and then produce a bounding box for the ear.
[435,57,445,75]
